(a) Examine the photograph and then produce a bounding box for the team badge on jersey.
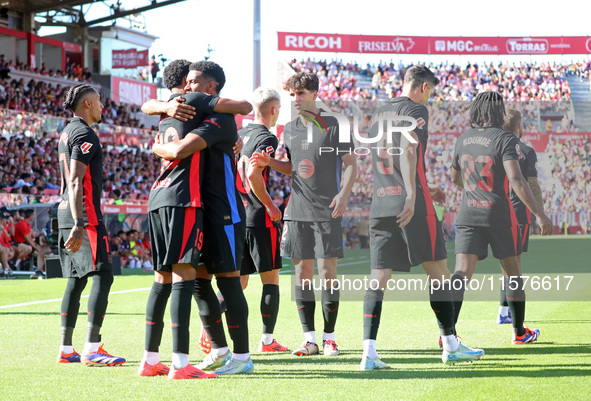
[80,142,93,154]
[301,140,309,150]
[417,117,426,129]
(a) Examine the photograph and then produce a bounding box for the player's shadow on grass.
[254,354,438,366]
[251,367,591,380]
[490,345,591,355]
[526,319,591,324]
[0,311,145,316]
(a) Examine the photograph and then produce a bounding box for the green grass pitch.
[1,235,590,400]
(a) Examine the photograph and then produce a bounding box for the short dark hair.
[503,108,522,135]
[285,72,319,93]
[469,91,505,128]
[62,84,96,111]
[163,59,192,90]
[403,65,440,90]
[189,61,226,93]
[23,209,34,219]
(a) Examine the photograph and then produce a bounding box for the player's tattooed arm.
[247,163,282,222]
[504,160,553,235]
[527,177,544,210]
[64,159,86,253]
[330,154,357,218]
[397,130,419,227]
[141,98,196,121]
[250,152,292,176]
[214,98,253,116]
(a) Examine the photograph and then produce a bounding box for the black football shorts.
[370,215,447,272]
[200,220,246,274]
[241,226,282,275]
[59,224,112,278]
[455,225,522,260]
[149,206,204,272]
[280,220,344,260]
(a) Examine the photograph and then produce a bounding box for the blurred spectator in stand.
[149,56,159,83]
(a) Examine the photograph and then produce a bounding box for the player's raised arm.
[503,159,553,235]
[250,151,292,176]
[330,153,357,218]
[397,130,419,227]
[152,128,207,160]
[141,97,196,121]
[215,98,253,115]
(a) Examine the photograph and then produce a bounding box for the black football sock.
[170,280,194,354]
[506,276,526,336]
[216,277,249,354]
[60,276,88,345]
[321,288,340,334]
[261,284,280,335]
[145,281,172,352]
[450,273,466,333]
[295,285,316,333]
[194,278,227,349]
[86,271,113,343]
[430,282,455,336]
[500,276,509,307]
[216,290,227,314]
[363,289,383,340]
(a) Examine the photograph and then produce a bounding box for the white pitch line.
[0,287,151,310]
[279,258,370,274]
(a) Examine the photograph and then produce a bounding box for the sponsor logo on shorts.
[467,199,492,209]
[376,186,402,197]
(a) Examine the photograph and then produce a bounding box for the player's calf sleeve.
[450,273,466,328]
[363,289,383,340]
[500,276,509,307]
[216,277,249,354]
[170,280,194,354]
[61,276,88,345]
[506,276,526,336]
[429,282,455,336]
[216,290,227,314]
[145,282,171,352]
[295,285,316,332]
[194,278,227,349]
[261,284,280,335]
[87,271,113,327]
[86,271,113,343]
[321,288,339,334]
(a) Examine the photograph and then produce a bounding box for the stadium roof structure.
[6,0,187,28]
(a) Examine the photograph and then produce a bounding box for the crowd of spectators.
[288,59,588,133]
[0,132,161,204]
[0,54,92,83]
[544,135,591,214]
[0,56,147,129]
